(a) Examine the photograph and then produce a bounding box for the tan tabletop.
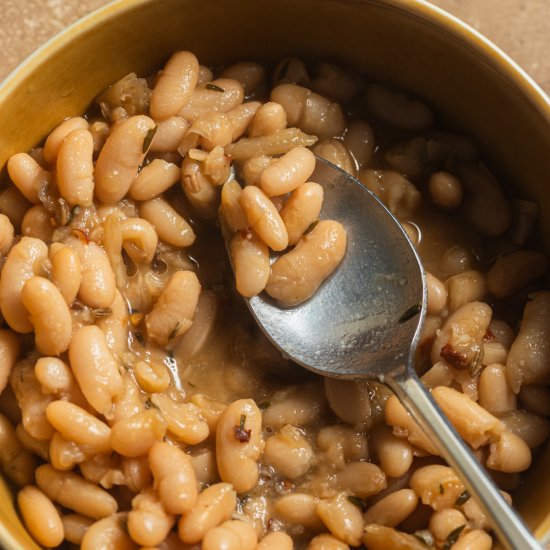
[0,0,549,95]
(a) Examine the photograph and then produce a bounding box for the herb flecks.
[304,220,319,236]
[143,126,158,153]
[168,322,181,340]
[454,490,471,506]
[347,495,367,512]
[443,525,466,550]
[439,483,444,495]
[399,304,422,323]
[133,331,145,346]
[234,413,251,443]
[205,83,225,92]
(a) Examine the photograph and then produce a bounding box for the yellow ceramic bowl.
[1,0,550,547]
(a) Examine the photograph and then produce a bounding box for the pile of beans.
[0,50,548,550]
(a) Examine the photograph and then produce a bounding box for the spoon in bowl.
[240,156,541,550]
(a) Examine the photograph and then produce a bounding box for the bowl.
[1,0,550,547]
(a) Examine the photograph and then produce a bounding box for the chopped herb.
[168,322,181,340]
[304,219,319,235]
[188,381,196,388]
[133,331,145,345]
[144,397,159,410]
[142,125,158,153]
[118,515,128,533]
[347,495,367,511]
[454,490,471,506]
[439,483,444,495]
[234,413,251,443]
[442,525,466,550]
[258,401,271,410]
[277,59,291,80]
[413,530,434,547]
[205,83,225,92]
[399,304,422,323]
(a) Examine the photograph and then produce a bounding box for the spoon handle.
[386,373,541,550]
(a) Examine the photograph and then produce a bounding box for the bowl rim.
[1,0,549,124]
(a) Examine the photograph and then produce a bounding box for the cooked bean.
[263,424,314,478]
[50,243,81,305]
[445,270,485,311]
[457,163,511,236]
[22,276,72,356]
[96,289,129,357]
[57,128,94,206]
[7,152,50,204]
[15,423,49,460]
[220,179,249,233]
[426,272,447,314]
[178,482,237,544]
[69,325,124,419]
[324,378,371,429]
[0,330,20,395]
[230,230,270,297]
[150,393,209,445]
[202,519,257,550]
[134,360,170,394]
[266,219,346,306]
[179,78,244,122]
[334,461,387,499]
[128,488,175,547]
[240,155,272,187]
[150,115,189,152]
[506,291,550,391]
[180,156,219,219]
[365,83,433,131]
[250,102,287,137]
[273,57,310,87]
[363,489,418,527]
[81,513,134,550]
[130,159,181,200]
[0,236,48,333]
[311,62,359,102]
[21,205,54,243]
[227,101,262,141]
[257,531,294,550]
[317,425,368,468]
[358,169,420,218]
[519,384,550,416]
[111,409,167,457]
[95,115,156,203]
[478,364,516,415]
[432,386,504,448]
[18,485,64,548]
[344,120,374,169]
[151,51,199,119]
[440,245,477,276]
[274,493,324,531]
[429,508,468,545]
[370,424,414,478]
[363,524,426,550]
[149,441,198,514]
[145,270,200,346]
[307,534,349,550]
[216,399,263,493]
[452,529,492,550]
[10,359,54,441]
[49,432,91,471]
[239,185,288,250]
[221,62,266,96]
[0,413,36,486]
[313,139,356,176]
[461,491,512,530]
[487,250,548,299]
[428,171,463,209]
[0,213,14,255]
[68,238,116,309]
[316,492,364,546]
[481,341,508,366]
[0,186,30,232]
[431,301,492,371]
[43,116,89,164]
[281,182,324,246]
[486,429,532,472]
[62,513,94,545]
[271,84,346,140]
[36,464,117,519]
[410,465,465,511]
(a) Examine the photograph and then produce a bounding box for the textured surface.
[0,0,549,95]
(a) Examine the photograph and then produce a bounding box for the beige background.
[0,0,549,95]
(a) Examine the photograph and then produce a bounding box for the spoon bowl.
[243,157,541,550]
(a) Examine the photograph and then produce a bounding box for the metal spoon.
[243,157,541,550]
